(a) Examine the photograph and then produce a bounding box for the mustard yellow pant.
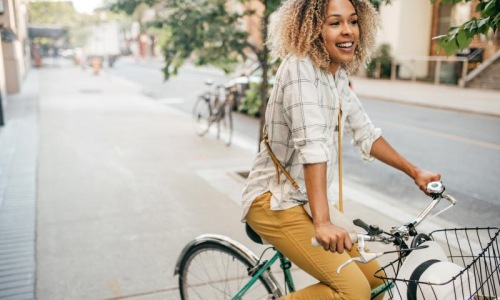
[246,192,385,300]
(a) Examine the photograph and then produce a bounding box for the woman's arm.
[304,163,352,253]
[370,136,441,192]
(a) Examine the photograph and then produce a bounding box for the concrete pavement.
[0,60,498,299]
[351,75,500,117]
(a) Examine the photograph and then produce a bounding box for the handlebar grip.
[353,219,371,232]
[311,232,358,247]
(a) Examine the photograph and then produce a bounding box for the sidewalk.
[136,56,500,116]
[0,61,498,299]
[351,75,500,117]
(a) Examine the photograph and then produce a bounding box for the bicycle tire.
[193,95,212,136]
[178,241,277,300]
[218,102,233,146]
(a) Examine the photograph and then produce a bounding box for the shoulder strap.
[338,104,343,212]
[263,127,300,191]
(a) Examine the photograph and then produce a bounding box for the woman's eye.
[330,22,340,26]
[350,20,358,25]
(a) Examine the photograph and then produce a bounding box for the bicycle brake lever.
[336,252,383,274]
[337,258,358,274]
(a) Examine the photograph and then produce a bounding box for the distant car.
[59,48,75,59]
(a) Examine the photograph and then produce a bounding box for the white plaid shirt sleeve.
[282,58,330,164]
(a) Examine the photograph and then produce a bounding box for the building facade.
[378,0,499,87]
[0,0,30,96]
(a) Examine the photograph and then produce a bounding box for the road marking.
[378,120,500,151]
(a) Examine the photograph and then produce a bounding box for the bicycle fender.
[173,234,260,276]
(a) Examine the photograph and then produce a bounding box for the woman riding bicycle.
[241,0,441,299]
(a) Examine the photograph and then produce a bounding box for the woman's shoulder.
[277,54,321,81]
[282,54,318,69]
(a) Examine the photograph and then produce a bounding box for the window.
[437,2,472,36]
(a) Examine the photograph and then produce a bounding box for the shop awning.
[28,25,67,39]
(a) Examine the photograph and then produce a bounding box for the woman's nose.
[341,23,353,36]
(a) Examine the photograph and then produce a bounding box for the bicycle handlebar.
[408,182,456,228]
[310,181,457,272]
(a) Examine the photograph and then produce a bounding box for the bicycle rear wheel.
[193,95,211,136]
[218,102,233,146]
[178,241,276,300]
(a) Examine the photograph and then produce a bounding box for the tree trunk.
[257,3,270,150]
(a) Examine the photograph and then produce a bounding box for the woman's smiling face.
[322,0,360,73]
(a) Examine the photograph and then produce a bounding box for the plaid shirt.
[241,55,381,221]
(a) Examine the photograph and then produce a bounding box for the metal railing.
[371,55,469,87]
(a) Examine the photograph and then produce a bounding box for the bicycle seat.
[245,223,263,244]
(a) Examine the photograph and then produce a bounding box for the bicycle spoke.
[193,98,211,136]
[180,246,274,300]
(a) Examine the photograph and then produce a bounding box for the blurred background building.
[376,0,498,89]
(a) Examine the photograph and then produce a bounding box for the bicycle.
[174,182,500,299]
[193,80,234,146]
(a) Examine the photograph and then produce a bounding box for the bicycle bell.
[427,181,444,195]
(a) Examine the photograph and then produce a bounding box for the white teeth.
[337,42,353,48]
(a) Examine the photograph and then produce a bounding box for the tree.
[110,0,161,15]
[432,0,499,55]
[29,1,107,48]
[29,1,81,46]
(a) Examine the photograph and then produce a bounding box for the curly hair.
[267,0,379,74]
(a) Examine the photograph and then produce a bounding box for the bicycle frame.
[232,250,295,300]
[232,246,395,300]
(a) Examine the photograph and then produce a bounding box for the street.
[109,57,500,228]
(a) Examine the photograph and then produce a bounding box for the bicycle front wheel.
[178,242,276,300]
[218,102,233,146]
[193,95,211,136]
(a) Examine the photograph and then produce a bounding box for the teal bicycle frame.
[232,250,294,300]
[231,248,393,300]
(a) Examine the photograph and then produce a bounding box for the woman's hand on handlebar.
[314,223,353,254]
[413,168,441,195]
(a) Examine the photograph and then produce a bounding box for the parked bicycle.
[174,182,500,299]
[193,80,234,146]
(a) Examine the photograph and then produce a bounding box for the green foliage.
[28,1,92,47]
[370,0,392,10]
[110,0,162,15]
[238,83,262,117]
[160,0,251,80]
[29,1,79,26]
[366,43,393,78]
[432,0,499,55]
